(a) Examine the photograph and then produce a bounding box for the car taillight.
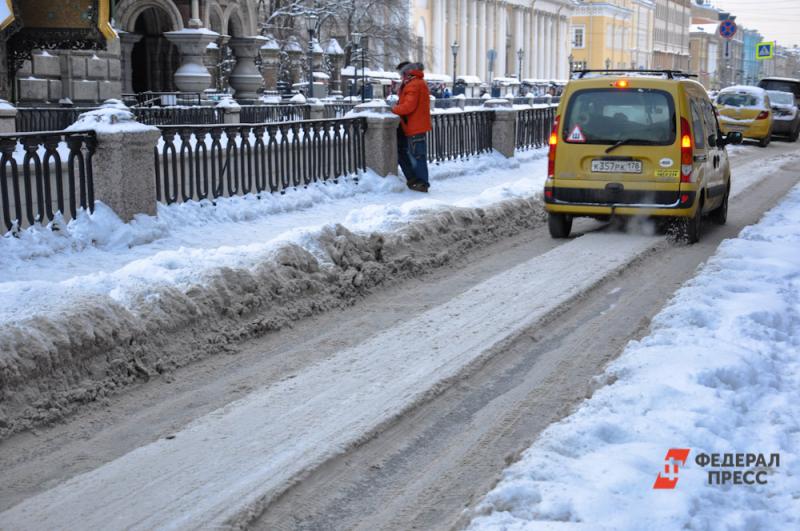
[680,117,693,183]
[756,111,770,120]
[548,115,560,178]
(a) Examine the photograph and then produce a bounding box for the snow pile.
[215,97,241,109]
[468,186,800,530]
[290,93,307,103]
[0,151,551,438]
[66,100,156,133]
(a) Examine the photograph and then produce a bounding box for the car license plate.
[591,160,642,174]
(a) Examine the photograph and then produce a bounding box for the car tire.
[548,213,572,239]
[759,133,771,148]
[792,127,800,143]
[681,200,703,244]
[710,186,729,225]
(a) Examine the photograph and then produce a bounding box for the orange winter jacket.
[391,70,432,137]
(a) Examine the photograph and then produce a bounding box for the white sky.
[710,0,800,47]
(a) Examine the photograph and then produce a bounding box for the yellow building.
[570,1,655,71]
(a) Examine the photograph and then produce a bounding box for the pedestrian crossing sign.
[756,42,774,61]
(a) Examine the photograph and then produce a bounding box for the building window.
[572,26,585,49]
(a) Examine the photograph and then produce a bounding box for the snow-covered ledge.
[66,100,161,220]
[0,99,17,134]
[164,28,220,93]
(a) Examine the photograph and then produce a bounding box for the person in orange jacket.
[392,62,432,192]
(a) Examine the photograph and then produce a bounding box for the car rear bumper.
[771,118,798,134]
[544,186,697,217]
[719,119,771,139]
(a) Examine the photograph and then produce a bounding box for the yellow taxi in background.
[544,70,743,243]
[715,86,773,147]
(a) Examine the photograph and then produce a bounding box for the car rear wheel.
[759,133,771,148]
[710,187,729,225]
[548,213,572,239]
[791,127,800,143]
[681,201,703,244]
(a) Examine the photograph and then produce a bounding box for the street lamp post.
[517,48,524,82]
[305,13,318,98]
[451,40,460,91]
[352,32,365,102]
[568,53,574,76]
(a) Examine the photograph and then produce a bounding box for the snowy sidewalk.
[468,185,800,530]
[0,150,545,324]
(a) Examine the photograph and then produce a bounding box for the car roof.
[760,77,800,83]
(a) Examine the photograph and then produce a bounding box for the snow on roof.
[423,72,452,83]
[492,76,521,85]
[313,71,330,80]
[691,23,719,33]
[340,66,400,80]
[260,35,280,50]
[312,38,323,54]
[720,85,767,95]
[325,38,344,55]
[285,38,303,53]
[457,75,482,85]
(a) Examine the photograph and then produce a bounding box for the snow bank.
[0,152,549,439]
[468,185,800,530]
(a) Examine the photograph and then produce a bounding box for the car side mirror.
[725,132,743,145]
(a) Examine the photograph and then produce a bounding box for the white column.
[536,13,544,79]
[514,8,524,78]
[522,10,536,77]
[447,0,457,77]
[496,4,507,77]
[487,2,495,80]
[478,1,486,81]
[545,15,553,79]
[469,0,478,76]
[433,0,445,73]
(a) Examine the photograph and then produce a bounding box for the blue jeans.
[397,133,429,185]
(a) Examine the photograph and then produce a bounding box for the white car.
[767,90,800,142]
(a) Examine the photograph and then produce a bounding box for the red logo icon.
[653,448,691,489]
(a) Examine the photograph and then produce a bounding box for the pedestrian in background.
[392,61,432,192]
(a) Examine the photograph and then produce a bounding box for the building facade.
[652,0,690,71]
[741,28,763,85]
[569,0,655,71]
[689,23,719,89]
[411,0,576,83]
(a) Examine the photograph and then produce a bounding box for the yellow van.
[544,70,743,243]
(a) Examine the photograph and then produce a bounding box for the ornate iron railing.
[239,104,310,123]
[516,106,557,151]
[122,92,203,107]
[427,110,493,163]
[323,103,357,118]
[16,107,89,132]
[153,117,367,205]
[0,130,96,232]
[133,106,224,126]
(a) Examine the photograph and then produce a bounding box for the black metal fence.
[427,110,493,163]
[515,106,557,151]
[133,106,224,126]
[153,117,367,205]
[15,107,88,133]
[239,104,310,123]
[0,130,96,232]
[323,103,357,118]
[122,92,203,107]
